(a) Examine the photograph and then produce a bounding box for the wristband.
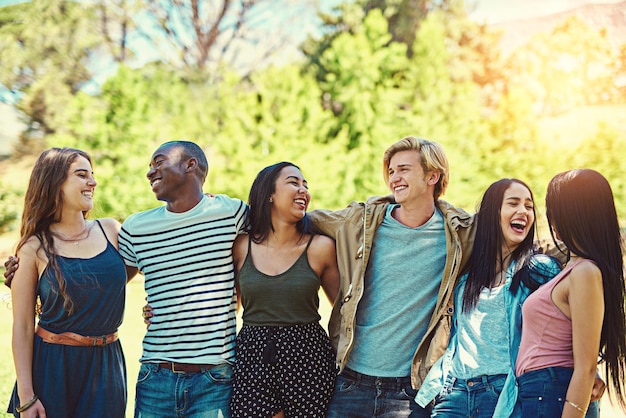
[16,394,38,413]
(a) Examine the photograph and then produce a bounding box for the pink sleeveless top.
[515,260,585,376]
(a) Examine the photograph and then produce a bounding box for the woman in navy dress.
[7,148,128,418]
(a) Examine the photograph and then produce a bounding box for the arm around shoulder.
[308,202,362,238]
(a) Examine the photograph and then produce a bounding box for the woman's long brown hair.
[16,148,92,315]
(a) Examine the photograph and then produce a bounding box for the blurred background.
[0,0,625,416]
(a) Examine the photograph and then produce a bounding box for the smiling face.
[60,155,97,212]
[146,144,187,202]
[269,165,310,222]
[500,182,535,252]
[387,150,436,205]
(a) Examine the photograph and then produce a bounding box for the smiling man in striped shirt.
[118,140,247,418]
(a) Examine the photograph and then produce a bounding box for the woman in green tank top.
[230,161,340,418]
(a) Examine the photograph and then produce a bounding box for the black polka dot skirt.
[230,322,337,418]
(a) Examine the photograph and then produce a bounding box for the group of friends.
[3,136,626,418]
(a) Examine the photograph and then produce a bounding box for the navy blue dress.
[8,221,127,418]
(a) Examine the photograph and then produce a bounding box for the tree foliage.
[0,0,101,156]
[0,0,625,228]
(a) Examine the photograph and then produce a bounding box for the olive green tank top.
[238,236,322,326]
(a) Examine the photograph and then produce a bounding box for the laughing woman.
[7,148,127,418]
[229,162,340,418]
[416,178,600,417]
[416,178,555,417]
[515,169,626,417]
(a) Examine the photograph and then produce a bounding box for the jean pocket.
[336,376,357,393]
[486,380,505,398]
[205,363,234,384]
[136,363,153,384]
[400,385,417,400]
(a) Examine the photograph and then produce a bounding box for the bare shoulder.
[568,259,603,295]
[234,233,248,247]
[232,233,249,269]
[15,236,47,272]
[233,234,249,255]
[18,236,43,258]
[310,234,336,254]
[570,259,602,281]
[95,218,122,244]
[96,218,122,232]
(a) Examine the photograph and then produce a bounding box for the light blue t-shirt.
[347,204,446,377]
[449,280,511,378]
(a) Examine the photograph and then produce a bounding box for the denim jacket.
[415,254,561,417]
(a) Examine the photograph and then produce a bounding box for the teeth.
[295,199,306,205]
[82,192,93,197]
[394,185,407,191]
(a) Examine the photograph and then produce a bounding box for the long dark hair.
[461,178,540,312]
[17,148,93,315]
[546,169,626,408]
[245,161,317,244]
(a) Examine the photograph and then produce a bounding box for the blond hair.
[382,136,449,200]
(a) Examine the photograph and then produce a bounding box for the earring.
[269,197,273,203]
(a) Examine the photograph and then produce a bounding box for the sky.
[468,0,625,22]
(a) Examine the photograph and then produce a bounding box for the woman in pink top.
[516,169,626,417]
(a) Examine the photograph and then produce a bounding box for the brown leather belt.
[36,326,118,347]
[158,362,217,373]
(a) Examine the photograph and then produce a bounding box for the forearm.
[563,368,596,417]
[12,323,36,400]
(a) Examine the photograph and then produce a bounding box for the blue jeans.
[134,362,233,418]
[325,368,430,418]
[431,374,506,418]
[517,367,599,418]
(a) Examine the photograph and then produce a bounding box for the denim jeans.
[325,368,430,418]
[517,367,599,418]
[430,374,506,418]
[134,362,233,418]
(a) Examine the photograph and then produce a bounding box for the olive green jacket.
[309,195,475,389]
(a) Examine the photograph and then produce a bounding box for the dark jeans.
[517,367,599,418]
[325,368,431,418]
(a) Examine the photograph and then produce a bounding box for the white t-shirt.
[119,194,247,365]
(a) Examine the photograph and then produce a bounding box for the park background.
[0,0,625,416]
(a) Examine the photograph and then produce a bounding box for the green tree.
[48,64,199,219]
[313,10,413,198]
[207,64,358,209]
[0,0,99,154]
[95,0,142,64]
